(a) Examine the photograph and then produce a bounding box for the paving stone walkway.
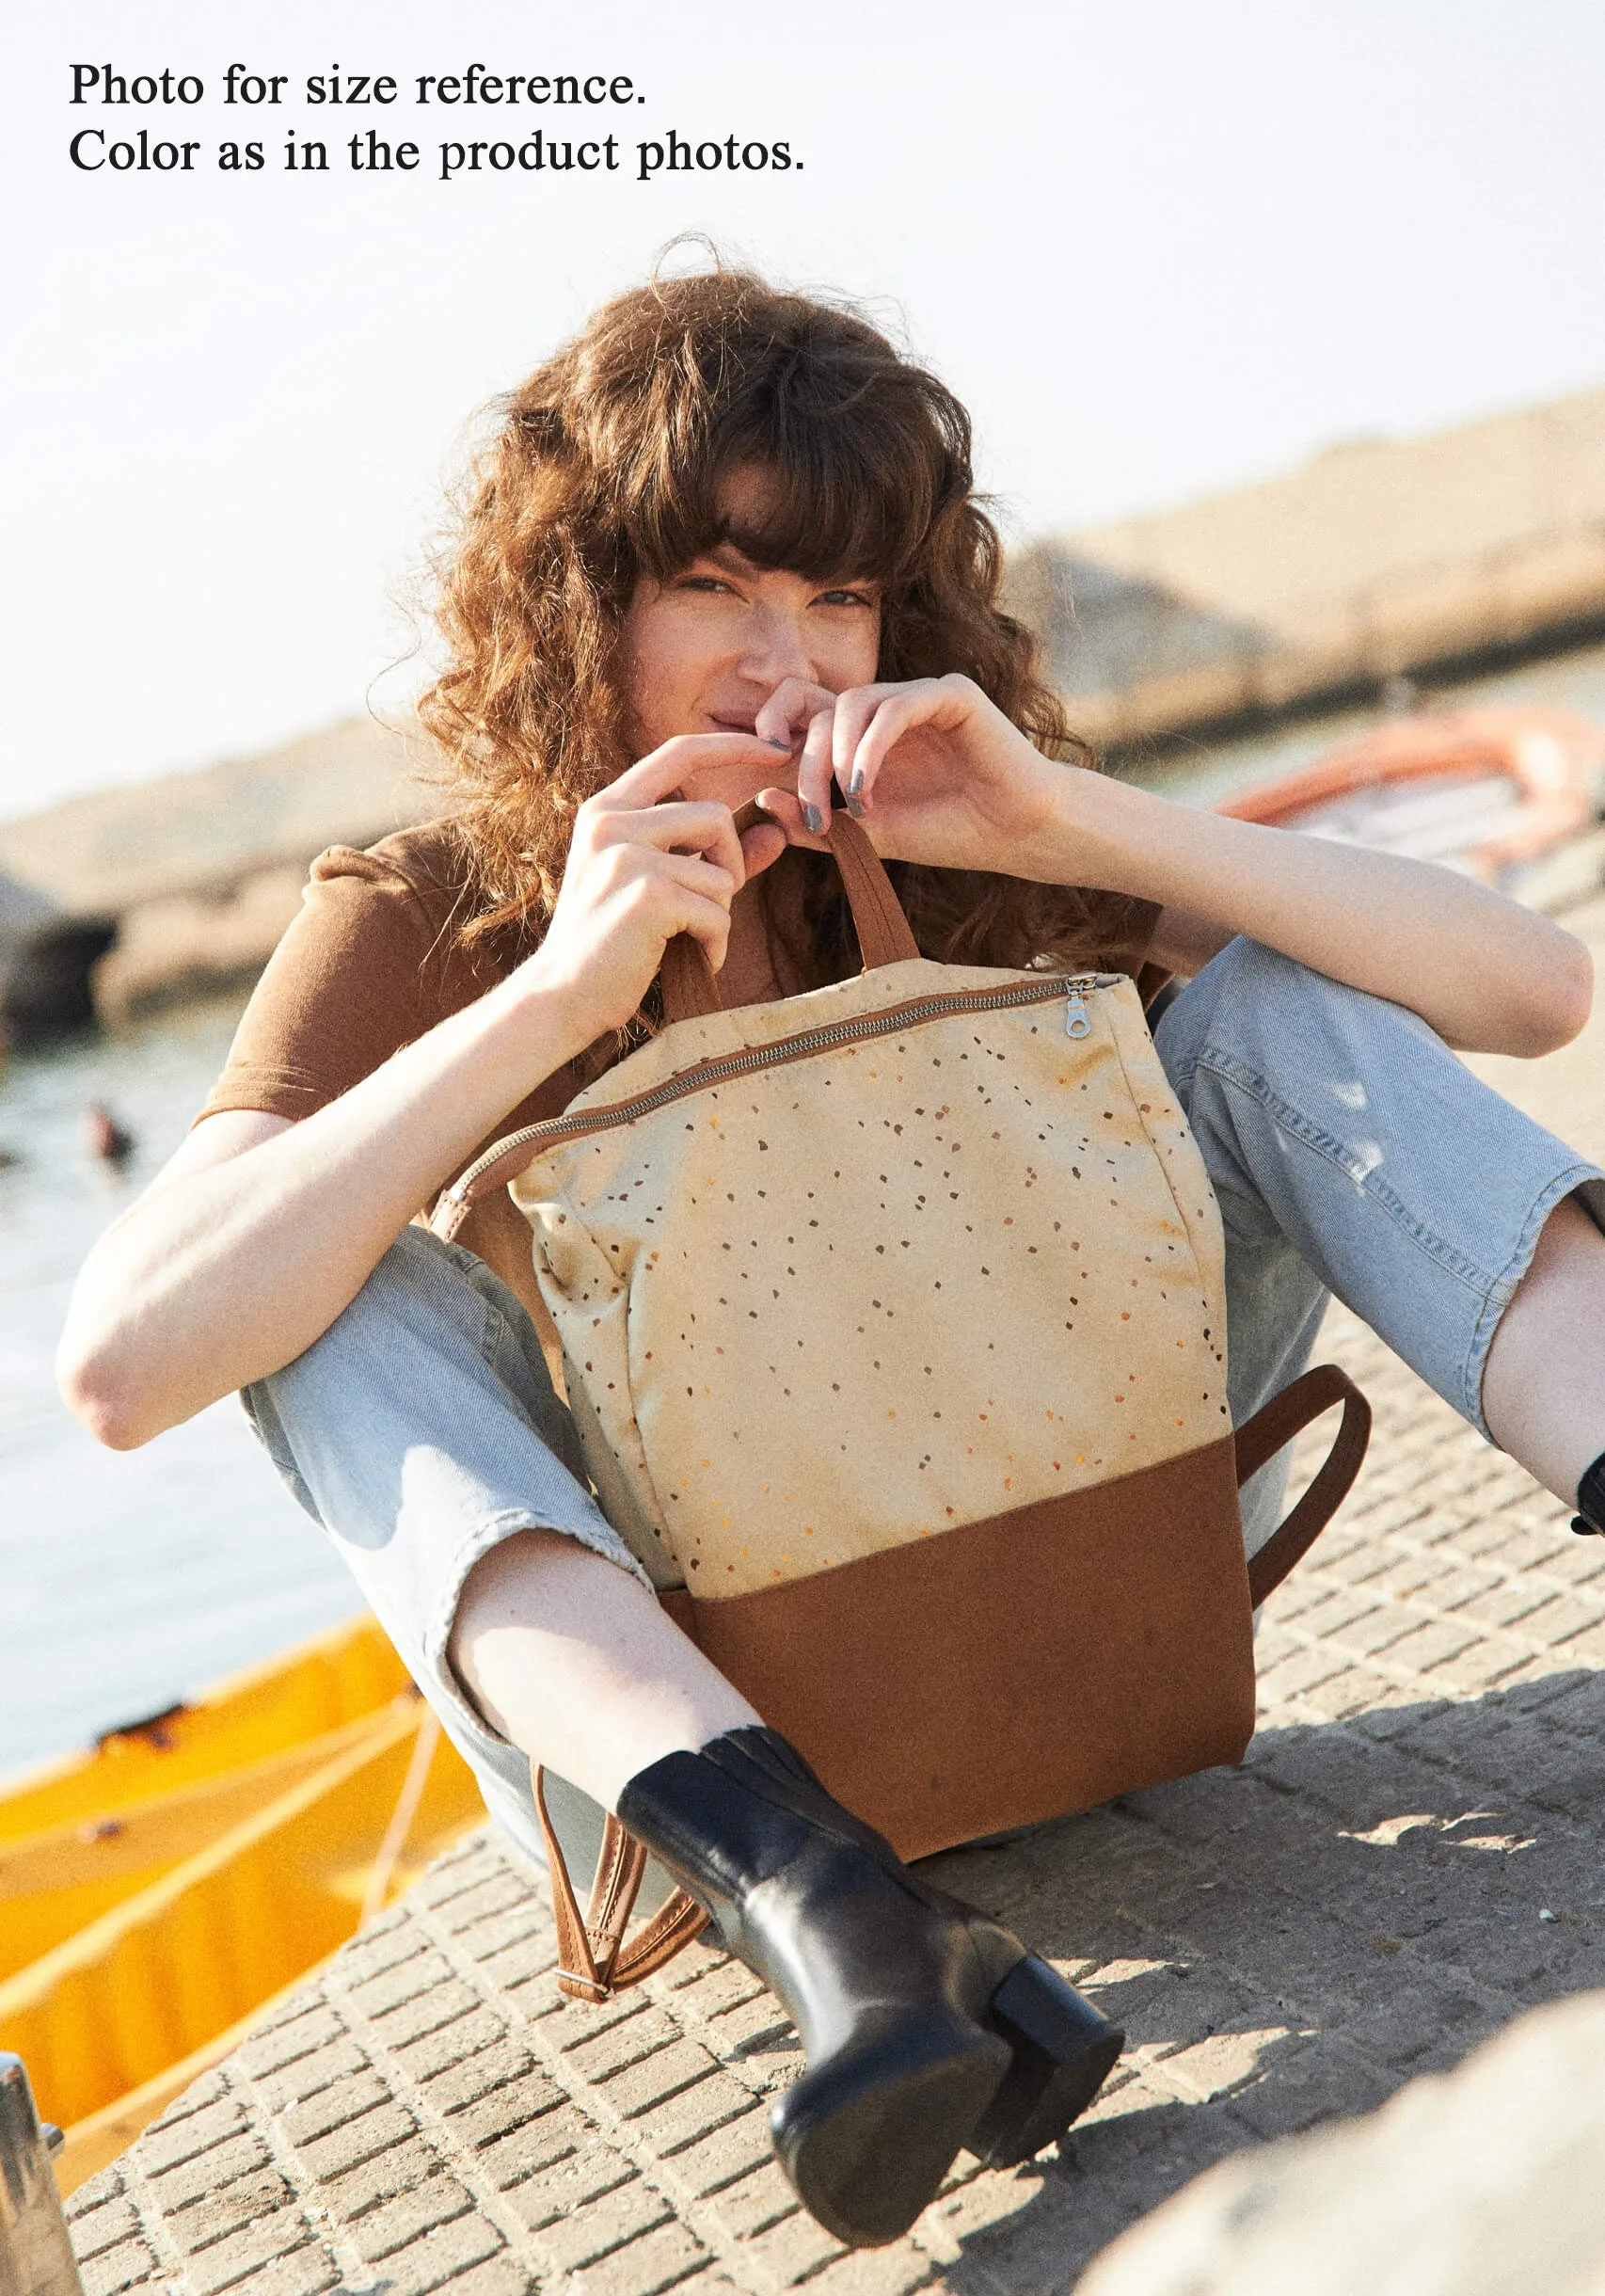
[64,896,1605,2296]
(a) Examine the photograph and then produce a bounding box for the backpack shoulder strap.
[1237,1363,1372,1607]
[532,1765,707,2003]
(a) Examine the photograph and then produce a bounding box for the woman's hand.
[522,735,788,1041]
[747,673,1590,1055]
[56,735,788,1450]
[751,674,1075,877]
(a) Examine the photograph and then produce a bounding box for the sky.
[6,0,1604,821]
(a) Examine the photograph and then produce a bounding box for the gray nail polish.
[846,795,866,820]
[803,803,825,835]
[849,767,866,796]
[768,737,793,752]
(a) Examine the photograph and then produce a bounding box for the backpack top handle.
[659,804,920,1028]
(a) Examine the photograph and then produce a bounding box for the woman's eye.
[817,588,875,610]
[676,573,735,596]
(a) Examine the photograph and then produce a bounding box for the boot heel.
[774,2015,1010,2247]
[967,1954,1124,2169]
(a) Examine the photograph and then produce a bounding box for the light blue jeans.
[245,940,1605,1876]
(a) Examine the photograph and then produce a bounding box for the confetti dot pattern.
[510,960,1230,1599]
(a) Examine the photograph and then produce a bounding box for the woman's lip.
[713,711,799,740]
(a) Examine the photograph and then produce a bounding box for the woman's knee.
[1153,936,1279,1085]
[241,1227,498,1523]
[244,1222,591,1523]
[1154,934,1433,1097]
[310,1224,501,1369]
[274,1226,564,1431]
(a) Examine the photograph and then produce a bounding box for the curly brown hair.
[421,264,1137,975]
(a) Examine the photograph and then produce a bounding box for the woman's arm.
[59,738,787,1451]
[755,675,1594,1060]
[1055,773,1594,1055]
[59,973,595,1448]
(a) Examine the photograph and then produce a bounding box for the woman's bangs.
[715,417,935,584]
[631,394,939,586]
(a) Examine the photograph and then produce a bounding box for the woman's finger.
[828,683,901,794]
[649,850,740,907]
[753,678,838,751]
[599,732,789,813]
[738,817,788,880]
[795,709,839,836]
[749,788,866,855]
[648,869,739,968]
[842,684,950,809]
[751,789,814,846]
[595,800,747,885]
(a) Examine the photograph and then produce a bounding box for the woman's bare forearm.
[60,740,787,1452]
[58,971,592,1448]
[766,675,1590,1056]
[1039,771,1593,1056]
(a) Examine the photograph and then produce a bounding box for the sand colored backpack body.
[435,817,1367,1997]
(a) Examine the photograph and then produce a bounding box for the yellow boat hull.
[0,1708,404,1980]
[0,1614,408,1842]
[0,1618,487,2191]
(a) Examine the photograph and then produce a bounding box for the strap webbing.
[1235,1363,1372,1607]
[532,1766,707,2004]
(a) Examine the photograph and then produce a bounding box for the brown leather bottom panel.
[659,1437,1256,1862]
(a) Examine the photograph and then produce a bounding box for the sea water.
[0,995,362,1785]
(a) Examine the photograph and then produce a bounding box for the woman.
[59,269,1605,2244]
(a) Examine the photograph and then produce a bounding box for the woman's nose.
[739,603,815,687]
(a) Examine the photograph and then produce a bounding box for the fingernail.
[767,736,793,752]
[846,795,866,820]
[849,767,866,796]
[802,803,825,835]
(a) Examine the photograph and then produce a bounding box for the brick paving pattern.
[65,893,1605,2294]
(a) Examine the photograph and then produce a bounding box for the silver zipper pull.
[1065,986,1091,1039]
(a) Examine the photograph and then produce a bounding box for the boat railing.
[0,2053,84,2295]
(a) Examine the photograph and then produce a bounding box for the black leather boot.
[616,1728,1123,2246]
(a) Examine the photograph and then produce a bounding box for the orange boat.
[1216,706,1605,897]
[0,1616,485,2192]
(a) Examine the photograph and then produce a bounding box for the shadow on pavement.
[917,1665,1605,2286]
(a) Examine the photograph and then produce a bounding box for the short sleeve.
[197,847,447,1126]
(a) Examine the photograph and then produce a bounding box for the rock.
[92,868,308,1023]
[1079,1989,1605,2296]
[0,717,435,1034]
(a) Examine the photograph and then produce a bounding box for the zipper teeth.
[446,973,1110,1202]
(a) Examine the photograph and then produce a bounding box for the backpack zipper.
[438,972,1113,1217]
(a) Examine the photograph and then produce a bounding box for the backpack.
[434,813,1368,1998]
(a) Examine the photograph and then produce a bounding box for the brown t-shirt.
[200,818,1162,1317]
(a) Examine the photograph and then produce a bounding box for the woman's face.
[620,471,882,809]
